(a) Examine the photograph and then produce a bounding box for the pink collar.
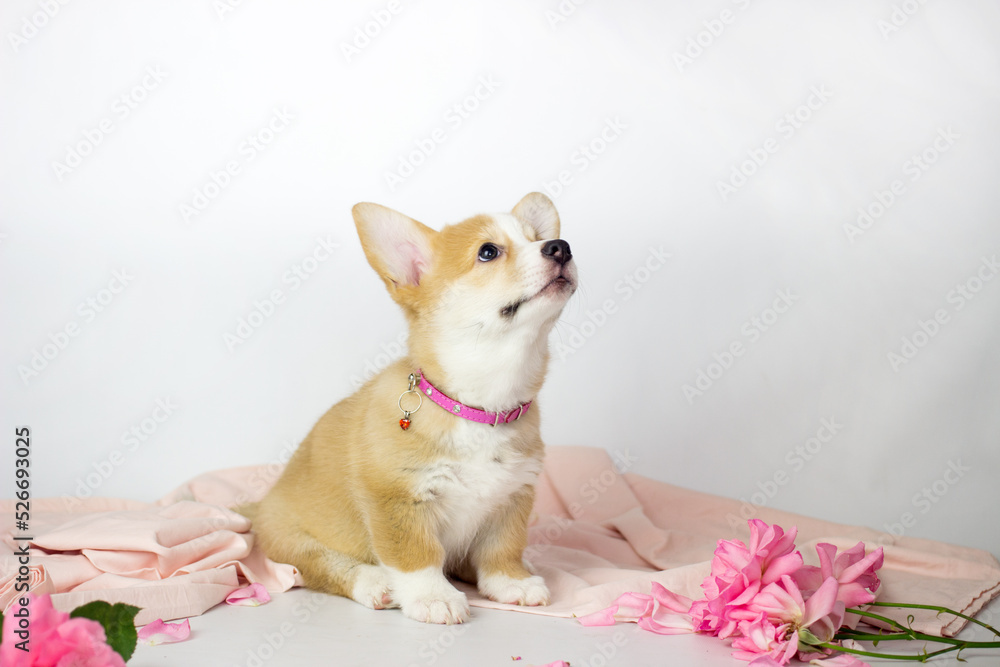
[399,370,532,429]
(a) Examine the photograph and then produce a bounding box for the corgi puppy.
[253,192,577,624]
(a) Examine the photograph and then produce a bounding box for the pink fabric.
[2,446,997,634]
[0,496,299,625]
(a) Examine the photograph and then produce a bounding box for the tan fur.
[253,193,574,622]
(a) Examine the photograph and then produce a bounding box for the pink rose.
[575,520,886,667]
[690,519,804,638]
[752,575,846,643]
[730,612,797,665]
[0,593,126,667]
[794,542,884,609]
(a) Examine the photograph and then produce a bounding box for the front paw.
[402,588,470,624]
[350,564,396,610]
[478,573,550,606]
[390,567,470,624]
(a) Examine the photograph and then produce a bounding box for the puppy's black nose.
[541,239,572,266]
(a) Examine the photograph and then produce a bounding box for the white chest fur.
[411,420,543,561]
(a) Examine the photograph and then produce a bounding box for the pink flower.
[573,521,882,667]
[730,613,797,665]
[722,520,804,587]
[756,575,845,641]
[0,593,126,667]
[137,618,192,645]
[690,520,804,638]
[730,576,853,665]
[794,542,884,609]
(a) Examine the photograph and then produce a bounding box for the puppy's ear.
[353,203,435,292]
[512,192,560,240]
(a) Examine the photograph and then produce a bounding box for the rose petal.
[753,575,806,623]
[611,591,655,620]
[814,543,840,579]
[835,583,877,609]
[638,613,695,635]
[577,590,655,626]
[762,551,805,585]
[577,606,619,626]
[137,618,192,645]
[802,577,841,628]
[838,547,883,591]
[225,582,271,606]
[794,564,825,593]
[649,582,694,614]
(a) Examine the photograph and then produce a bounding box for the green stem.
[834,628,1000,649]
[865,601,1000,638]
[843,608,914,633]
[835,611,1000,649]
[822,603,1000,662]
[816,641,963,662]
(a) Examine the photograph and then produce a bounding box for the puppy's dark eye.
[477,243,500,262]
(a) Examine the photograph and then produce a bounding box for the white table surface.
[130,587,1000,667]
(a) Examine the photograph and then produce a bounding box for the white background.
[2,0,998,563]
